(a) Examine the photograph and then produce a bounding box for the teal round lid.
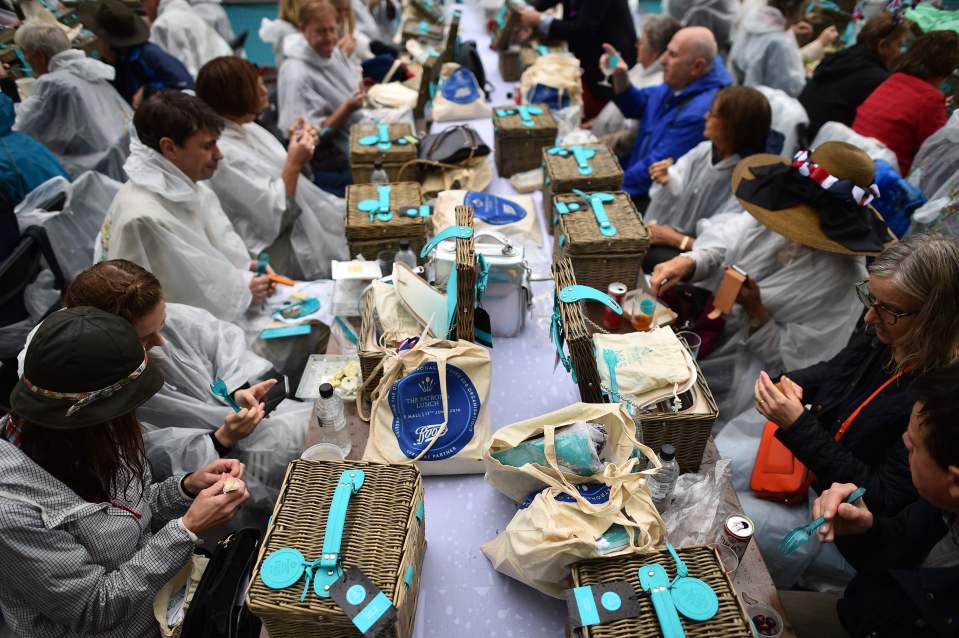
[260,547,306,590]
[671,576,719,622]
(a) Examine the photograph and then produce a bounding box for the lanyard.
[834,370,906,441]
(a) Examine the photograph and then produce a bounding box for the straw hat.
[732,141,895,257]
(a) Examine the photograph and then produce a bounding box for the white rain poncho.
[209,120,349,279]
[644,140,740,237]
[755,85,809,157]
[277,33,363,155]
[664,0,738,50]
[259,18,298,67]
[186,0,236,42]
[352,0,384,41]
[16,171,122,278]
[12,50,132,182]
[150,0,232,77]
[101,138,254,324]
[589,62,663,139]
[909,110,959,199]
[813,121,899,173]
[138,303,310,527]
[686,212,865,420]
[729,7,806,97]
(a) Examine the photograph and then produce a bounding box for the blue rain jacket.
[0,95,70,206]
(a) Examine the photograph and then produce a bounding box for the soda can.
[602,282,628,330]
[719,514,754,561]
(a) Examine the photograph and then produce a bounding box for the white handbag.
[432,230,531,338]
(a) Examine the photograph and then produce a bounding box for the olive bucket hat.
[10,307,164,429]
[78,0,151,48]
[732,141,897,257]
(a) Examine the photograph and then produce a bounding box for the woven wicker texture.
[493,104,558,177]
[553,191,649,291]
[640,355,719,473]
[345,182,426,260]
[454,205,476,342]
[491,1,522,50]
[519,42,567,68]
[543,144,624,232]
[247,460,425,638]
[359,292,384,404]
[553,258,604,403]
[410,0,443,23]
[570,545,753,638]
[350,123,417,184]
[498,49,522,81]
[401,19,445,46]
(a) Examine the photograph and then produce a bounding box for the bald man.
[604,26,731,203]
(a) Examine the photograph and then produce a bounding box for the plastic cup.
[743,594,784,638]
[711,542,739,575]
[377,250,396,277]
[301,443,347,462]
[676,330,702,359]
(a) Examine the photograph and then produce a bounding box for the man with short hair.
[810,363,959,637]
[101,91,275,325]
[79,0,194,105]
[605,26,731,202]
[9,20,132,181]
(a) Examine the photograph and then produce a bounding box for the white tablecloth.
[412,3,585,636]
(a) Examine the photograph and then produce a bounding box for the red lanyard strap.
[834,370,906,441]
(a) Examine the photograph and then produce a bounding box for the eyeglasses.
[855,280,917,326]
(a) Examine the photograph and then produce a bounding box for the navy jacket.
[776,320,917,517]
[613,56,731,197]
[112,42,194,105]
[837,500,958,637]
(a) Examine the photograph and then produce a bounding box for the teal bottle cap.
[260,547,306,589]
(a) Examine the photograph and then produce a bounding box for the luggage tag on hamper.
[329,567,397,638]
[565,581,641,629]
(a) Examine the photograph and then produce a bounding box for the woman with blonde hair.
[717,232,959,589]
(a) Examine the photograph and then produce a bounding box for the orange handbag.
[750,371,905,504]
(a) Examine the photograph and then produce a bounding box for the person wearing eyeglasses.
[716,233,959,590]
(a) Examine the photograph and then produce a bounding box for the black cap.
[659,444,676,462]
[319,383,334,398]
[399,239,411,250]
[374,160,384,169]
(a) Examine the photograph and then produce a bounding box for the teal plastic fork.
[779,486,866,555]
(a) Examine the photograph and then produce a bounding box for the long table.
[319,2,795,636]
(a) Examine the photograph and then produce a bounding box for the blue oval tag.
[389,361,480,461]
[441,67,482,105]
[464,192,527,225]
[260,547,306,589]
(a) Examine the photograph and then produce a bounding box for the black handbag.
[418,124,490,164]
[179,528,263,638]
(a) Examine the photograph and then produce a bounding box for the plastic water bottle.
[312,383,352,456]
[370,160,389,184]
[395,240,417,269]
[648,444,680,512]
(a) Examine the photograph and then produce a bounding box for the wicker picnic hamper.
[401,18,445,48]
[493,103,558,177]
[490,0,523,50]
[569,545,753,638]
[345,182,427,260]
[350,123,418,184]
[247,460,426,638]
[519,41,568,69]
[553,191,649,291]
[453,205,476,342]
[409,0,444,23]
[543,144,624,233]
[498,47,523,82]
[358,291,384,403]
[552,258,604,403]
[638,354,719,473]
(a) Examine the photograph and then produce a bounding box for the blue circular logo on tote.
[464,192,527,225]
[389,361,480,461]
[441,67,482,104]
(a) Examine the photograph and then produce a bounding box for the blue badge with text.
[389,361,480,461]
[441,67,482,105]
[519,483,611,509]
[464,192,527,225]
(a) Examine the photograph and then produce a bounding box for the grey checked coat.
[0,437,196,637]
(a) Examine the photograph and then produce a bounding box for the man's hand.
[650,256,695,295]
[183,458,245,495]
[736,277,768,324]
[234,378,279,410]
[519,7,542,28]
[813,483,874,543]
[600,43,631,95]
[754,371,805,428]
[649,158,673,185]
[214,404,266,449]
[647,223,689,250]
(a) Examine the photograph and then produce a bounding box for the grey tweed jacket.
[0,437,196,637]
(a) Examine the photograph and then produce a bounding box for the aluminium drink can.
[720,514,754,561]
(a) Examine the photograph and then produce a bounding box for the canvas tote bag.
[483,402,660,502]
[363,337,492,475]
[481,459,666,598]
